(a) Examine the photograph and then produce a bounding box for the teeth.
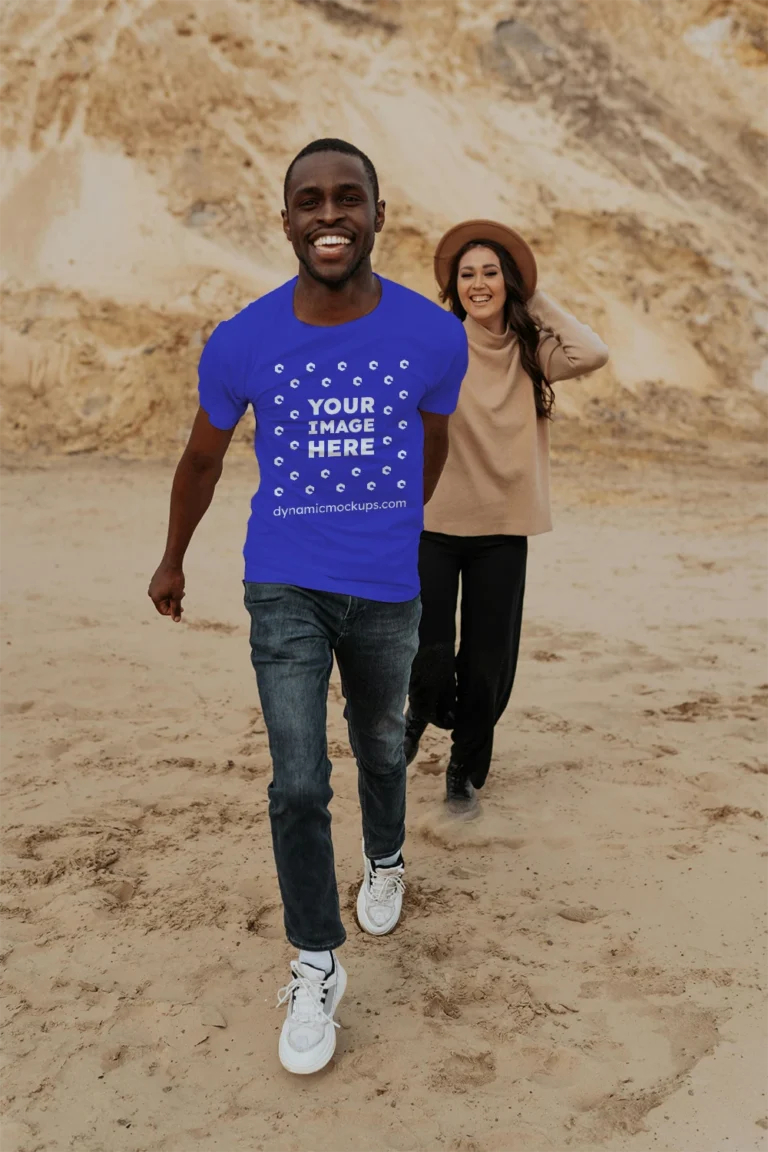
[314,235,351,247]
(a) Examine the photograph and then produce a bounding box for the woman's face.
[456,245,507,331]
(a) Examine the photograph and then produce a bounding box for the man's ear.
[281,208,291,242]
[374,199,386,234]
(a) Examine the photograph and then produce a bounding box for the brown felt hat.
[434,219,538,301]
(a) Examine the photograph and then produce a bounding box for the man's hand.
[148,561,186,622]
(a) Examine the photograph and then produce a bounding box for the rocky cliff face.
[1,0,765,456]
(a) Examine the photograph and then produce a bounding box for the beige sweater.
[424,292,609,537]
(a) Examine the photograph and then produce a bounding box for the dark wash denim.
[244,582,420,951]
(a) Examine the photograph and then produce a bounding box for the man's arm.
[421,410,450,505]
[148,407,237,621]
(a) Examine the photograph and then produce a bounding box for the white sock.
[298,949,333,975]
[373,850,402,869]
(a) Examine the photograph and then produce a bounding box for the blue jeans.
[244,583,421,951]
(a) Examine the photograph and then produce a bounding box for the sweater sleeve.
[529,291,609,383]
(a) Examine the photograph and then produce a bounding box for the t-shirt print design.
[267,355,413,508]
[197,275,468,600]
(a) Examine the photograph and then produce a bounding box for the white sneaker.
[356,847,405,936]
[276,956,347,1075]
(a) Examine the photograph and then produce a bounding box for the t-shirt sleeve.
[197,320,249,430]
[419,322,469,415]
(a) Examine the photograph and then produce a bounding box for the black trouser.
[408,532,527,789]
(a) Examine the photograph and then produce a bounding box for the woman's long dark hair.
[442,239,555,419]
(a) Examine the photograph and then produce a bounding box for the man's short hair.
[283,138,380,206]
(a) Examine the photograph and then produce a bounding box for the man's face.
[282,152,385,287]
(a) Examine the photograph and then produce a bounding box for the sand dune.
[1,0,766,455]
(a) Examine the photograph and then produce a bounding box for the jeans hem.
[286,932,347,952]
[364,841,405,861]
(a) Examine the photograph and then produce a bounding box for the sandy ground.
[1,452,766,1152]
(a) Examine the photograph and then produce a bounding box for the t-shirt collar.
[291,275,388,331]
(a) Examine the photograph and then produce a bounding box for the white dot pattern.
[266,351,425,503]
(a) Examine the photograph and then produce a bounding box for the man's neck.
[293,262,381,327]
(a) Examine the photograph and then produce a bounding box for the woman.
[406,219,609,813]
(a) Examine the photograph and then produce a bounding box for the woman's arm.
[529,291,609,383]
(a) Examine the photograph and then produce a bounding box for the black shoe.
[445,759,478,815]
[404,709,428,766]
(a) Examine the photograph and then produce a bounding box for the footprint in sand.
[558,906,606,924]
[1,699,35,716]
[423,987,463,1019]
[429,1049,496,1092]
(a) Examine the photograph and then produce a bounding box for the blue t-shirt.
[198,276,468,601]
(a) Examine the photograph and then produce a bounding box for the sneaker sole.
[356,883,402,936]
[278,965,347,1076]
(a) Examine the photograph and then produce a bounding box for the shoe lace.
[369,865,405,904]
[276,961,339,1029]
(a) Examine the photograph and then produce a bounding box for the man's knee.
[268,767,331,816]
[351,717,406,775]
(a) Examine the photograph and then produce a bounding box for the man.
[148,139,467,1075]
